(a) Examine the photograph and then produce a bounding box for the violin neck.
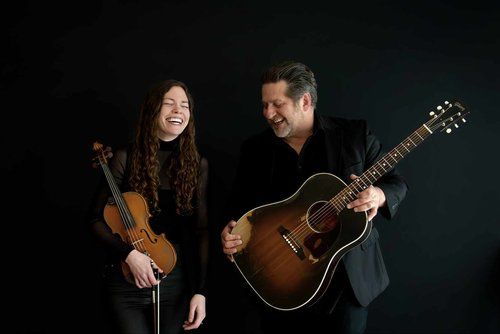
[100,163,136,229]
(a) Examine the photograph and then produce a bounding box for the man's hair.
[261,60,317,107]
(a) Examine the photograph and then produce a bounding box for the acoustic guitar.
[231,100,469,311]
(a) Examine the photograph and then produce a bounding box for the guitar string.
[289,106,458,242]
[288,128,428,242]
[293,127,429,241]
[242,105,462,280]
[239,129,422,265]
[241,109,464,306]
[296,104,458,237]
[292,130,423,239]
[247,105,456,251]
[243,125,438,276]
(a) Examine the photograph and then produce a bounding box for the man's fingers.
[223,233,241,242]
[224,239,242,248]
[347,199,377,212]
[358,187,377,199]
[222,220,241,261]
[222,220,237,232]
[348,176,381,220]
[347,198,367,209]
[221,221,238,237]
[354,201,376,212]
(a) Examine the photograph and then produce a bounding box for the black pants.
[261,287,368,334]
[103,263,189,334]
[235,264,368,334]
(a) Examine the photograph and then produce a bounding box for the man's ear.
[301,92,313,112]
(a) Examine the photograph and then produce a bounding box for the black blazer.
[319,115,408,306]
[229,114,408,307]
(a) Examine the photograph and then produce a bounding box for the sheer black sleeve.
[86,148,134,261]
[195,157,209,296]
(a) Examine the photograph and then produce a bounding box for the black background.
[3,1,499,333]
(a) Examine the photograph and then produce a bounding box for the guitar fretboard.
[330,124,432,212]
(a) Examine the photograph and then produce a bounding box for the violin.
[92,142,177,283]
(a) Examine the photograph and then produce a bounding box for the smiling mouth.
[167,117,184,125]
[272,118,284,126]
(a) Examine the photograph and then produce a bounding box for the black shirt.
[269,124,328,202]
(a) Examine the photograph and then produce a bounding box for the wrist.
[376,187,386,207]
[125,249,138,264]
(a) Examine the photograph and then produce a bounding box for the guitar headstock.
[426,100,469,134]
[92,141,113,168]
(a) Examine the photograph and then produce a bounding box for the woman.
[88,79,208,334]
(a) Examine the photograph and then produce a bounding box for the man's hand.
[221,220,242,262]
[346,174,386,221]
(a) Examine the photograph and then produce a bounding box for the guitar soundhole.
[304,201,341,258]
[306,201,339,233]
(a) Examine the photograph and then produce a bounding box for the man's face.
[261,80,304,138]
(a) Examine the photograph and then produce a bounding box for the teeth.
[167,117,183,124]
[273,118,284,124]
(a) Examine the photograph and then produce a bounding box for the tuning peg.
[444,101,449,105]
[454,124,459,128]
[462,118,467,123]
[446,128,452,134]
[429,111,436,116]
[437,106,443,110]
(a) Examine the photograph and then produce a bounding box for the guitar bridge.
[278,226,305,260]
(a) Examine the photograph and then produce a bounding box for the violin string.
[100,153,147,253]
[101,163,146,252]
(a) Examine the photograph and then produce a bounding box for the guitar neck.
[332,124,433,211]
[99,163,136,229]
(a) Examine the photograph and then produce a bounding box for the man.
[221,61,408,333]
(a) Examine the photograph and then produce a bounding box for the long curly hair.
[128,79,200,215]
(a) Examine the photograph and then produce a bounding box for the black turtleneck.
[151,136,183,245]
[159,136,179,152]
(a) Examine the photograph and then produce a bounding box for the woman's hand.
[183,294,206,330]
[125,249,162,288]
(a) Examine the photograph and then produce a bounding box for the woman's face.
[157,86,191,141]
